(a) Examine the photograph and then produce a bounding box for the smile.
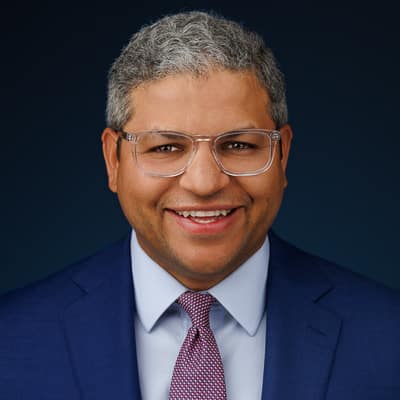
[174,210,232,218]
[170,208,237,227]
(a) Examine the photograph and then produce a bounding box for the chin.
[175,256,237,280]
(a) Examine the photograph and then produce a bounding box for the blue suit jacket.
[1,232,399,399]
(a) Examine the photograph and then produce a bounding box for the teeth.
[175,209,231,218]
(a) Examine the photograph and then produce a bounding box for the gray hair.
[107,11,288,130]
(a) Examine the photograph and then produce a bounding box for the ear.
[101,128,119,193]
[278,124,293,188]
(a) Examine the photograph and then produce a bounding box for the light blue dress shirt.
[131,230,269,400]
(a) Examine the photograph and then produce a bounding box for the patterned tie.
[169,291,227,400]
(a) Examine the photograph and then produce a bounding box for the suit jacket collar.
[262,232,342,400]
[62,232,341,400]
[63,236,141,400]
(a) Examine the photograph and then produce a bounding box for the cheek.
[242,171,285,222]
[116,166,170,226]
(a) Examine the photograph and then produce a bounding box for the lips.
[166,207,239,234]
[175,209,232,218]
[174,209,234,225]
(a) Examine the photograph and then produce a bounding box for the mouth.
[169,208,237,224]
[166,206,242,235]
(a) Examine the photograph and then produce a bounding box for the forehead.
[126,69,273,133]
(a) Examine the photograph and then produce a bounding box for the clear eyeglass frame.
[118,128,281,177]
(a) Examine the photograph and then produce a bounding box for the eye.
[151,144,182,153]
[221,141,255,151]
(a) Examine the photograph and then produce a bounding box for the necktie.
[169,291,227,400]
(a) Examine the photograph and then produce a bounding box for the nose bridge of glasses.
[191,136,214,148]
[187,135,221,171]
[190,135,216,155]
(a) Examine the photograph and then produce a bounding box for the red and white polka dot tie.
[169,291,227,400]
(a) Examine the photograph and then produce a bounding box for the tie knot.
[177,291,215,328]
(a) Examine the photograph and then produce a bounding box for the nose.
[178,142,230,196]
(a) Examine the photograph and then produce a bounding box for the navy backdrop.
[2,0,399,293]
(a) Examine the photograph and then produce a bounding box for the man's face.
[102,69,292,290]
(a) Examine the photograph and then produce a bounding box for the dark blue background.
[2,1,399,293]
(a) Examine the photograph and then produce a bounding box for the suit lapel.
[63,236,141,400]
[262,234,342,400]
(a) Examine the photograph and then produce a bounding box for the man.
[1,10,399,400]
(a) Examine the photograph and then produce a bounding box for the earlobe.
[101,128,119,193]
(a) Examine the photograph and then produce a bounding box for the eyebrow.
[155,132,187,139]
[234,124,257,130]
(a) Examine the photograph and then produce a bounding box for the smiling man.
[1,11,400,400]
[102,69,291,291]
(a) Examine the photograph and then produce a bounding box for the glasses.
[118,128,281,177]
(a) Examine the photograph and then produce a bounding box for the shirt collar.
[208,239,269,336]
[130,230,269,336]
